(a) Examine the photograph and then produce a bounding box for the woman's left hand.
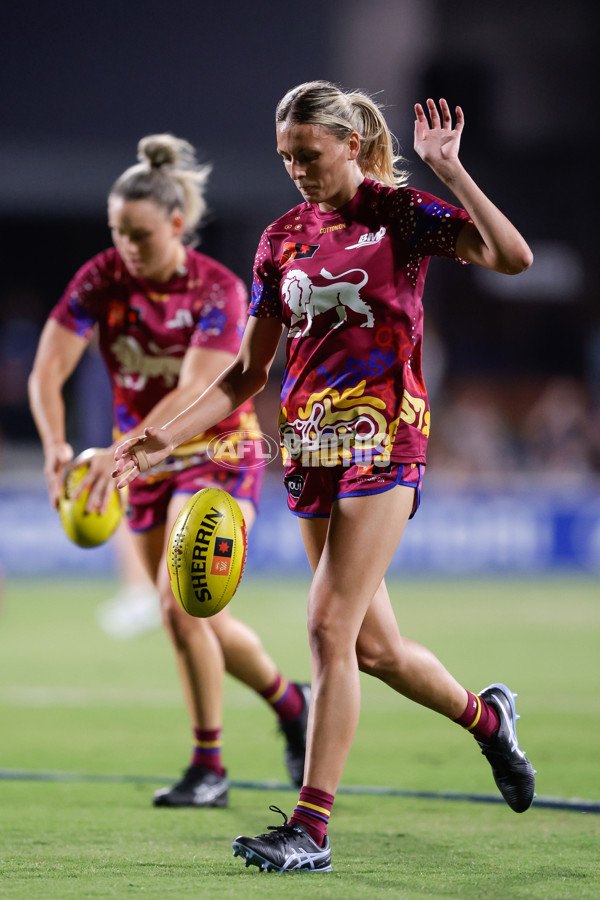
[414,98,464,176]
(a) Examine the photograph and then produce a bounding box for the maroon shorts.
[283,461,424,518]
[127,456,264,532]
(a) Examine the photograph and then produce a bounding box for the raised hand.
[112,425,174,489]
[414,98,464,176]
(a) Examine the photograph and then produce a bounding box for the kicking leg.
[207,499,309,785]
[356,578,467,717]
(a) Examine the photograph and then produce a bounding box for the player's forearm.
[109,380,213,452]
[162,361,266,450]
[27,373,67,452]
[435,162,533,274]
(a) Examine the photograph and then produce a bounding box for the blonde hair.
[276,80,408,188]
[109,134,212,245]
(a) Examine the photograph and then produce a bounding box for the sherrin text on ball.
[167,487,247,617]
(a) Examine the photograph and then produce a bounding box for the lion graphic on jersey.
[282,267,374,337]
[112,335,184,390]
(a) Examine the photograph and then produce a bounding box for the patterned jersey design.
[250,178,470,466]
[51,246,258,457]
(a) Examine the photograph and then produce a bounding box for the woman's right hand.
[112,426,174,488]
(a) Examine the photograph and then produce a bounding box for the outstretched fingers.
[112,425,174,488]
[415,98,464,130]
[414,101,427,122]
[131,446,150,473]
[448,100,464,133]
[414,97,466,167]
[113,435,140,463]
[115,465,140,490]
[426,97,441,127]
[112,436,145,488]
[414,101,430,134]
[113,456,143,490]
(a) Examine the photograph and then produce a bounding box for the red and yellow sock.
[289,786,334,847]
[191,727,225,775]
[455,690,500,742]
[259,674,304,722]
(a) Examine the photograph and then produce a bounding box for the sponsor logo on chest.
[345,226,387,250]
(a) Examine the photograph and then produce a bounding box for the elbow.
[502,245,534,276]
[27,368,40,405]
[224,360,270,405]
[237,354,272,396]
[29,365,68,414]
[245,370,270,399]
[253,370,271,394]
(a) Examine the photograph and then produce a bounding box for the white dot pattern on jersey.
[252,183,467,313]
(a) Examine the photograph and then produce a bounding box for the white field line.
[0,685,264,708]
[0,685,182,707]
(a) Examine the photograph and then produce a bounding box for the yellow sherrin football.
[167,488,247,617]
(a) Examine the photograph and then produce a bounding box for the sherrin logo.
[190,507,223,602]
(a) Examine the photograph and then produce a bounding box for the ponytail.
[276,80,408,188]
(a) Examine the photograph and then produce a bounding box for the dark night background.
[1,0,598,479]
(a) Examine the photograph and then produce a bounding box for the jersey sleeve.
[189,269,248,354]
[249,229,283,319]
[390,187,471,261]
[49,254,110,339]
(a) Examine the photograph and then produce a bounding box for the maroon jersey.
[250,178,470,466]
[51,246,259,457]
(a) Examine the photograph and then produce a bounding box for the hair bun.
[111,133,212,246]
[138,135,179,170]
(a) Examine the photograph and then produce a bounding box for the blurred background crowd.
[1,0,598,486]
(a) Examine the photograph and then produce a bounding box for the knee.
[307,597,355,667]
[161,590,201,648]
[209,612,263,663]
[307,617,335,664]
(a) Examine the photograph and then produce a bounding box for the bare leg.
[115,518,156,586]
[210,609,279,690]
[132,499,224,730]
[134,496,294,728]
[207,500,279,692]
[135,491,309,806]
[299,485,467,795]
[356,579,467,717]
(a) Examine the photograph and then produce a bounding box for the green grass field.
[1,575,599,899]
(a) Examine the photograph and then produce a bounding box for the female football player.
[28,133,310,808]
[113,84,536,871]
